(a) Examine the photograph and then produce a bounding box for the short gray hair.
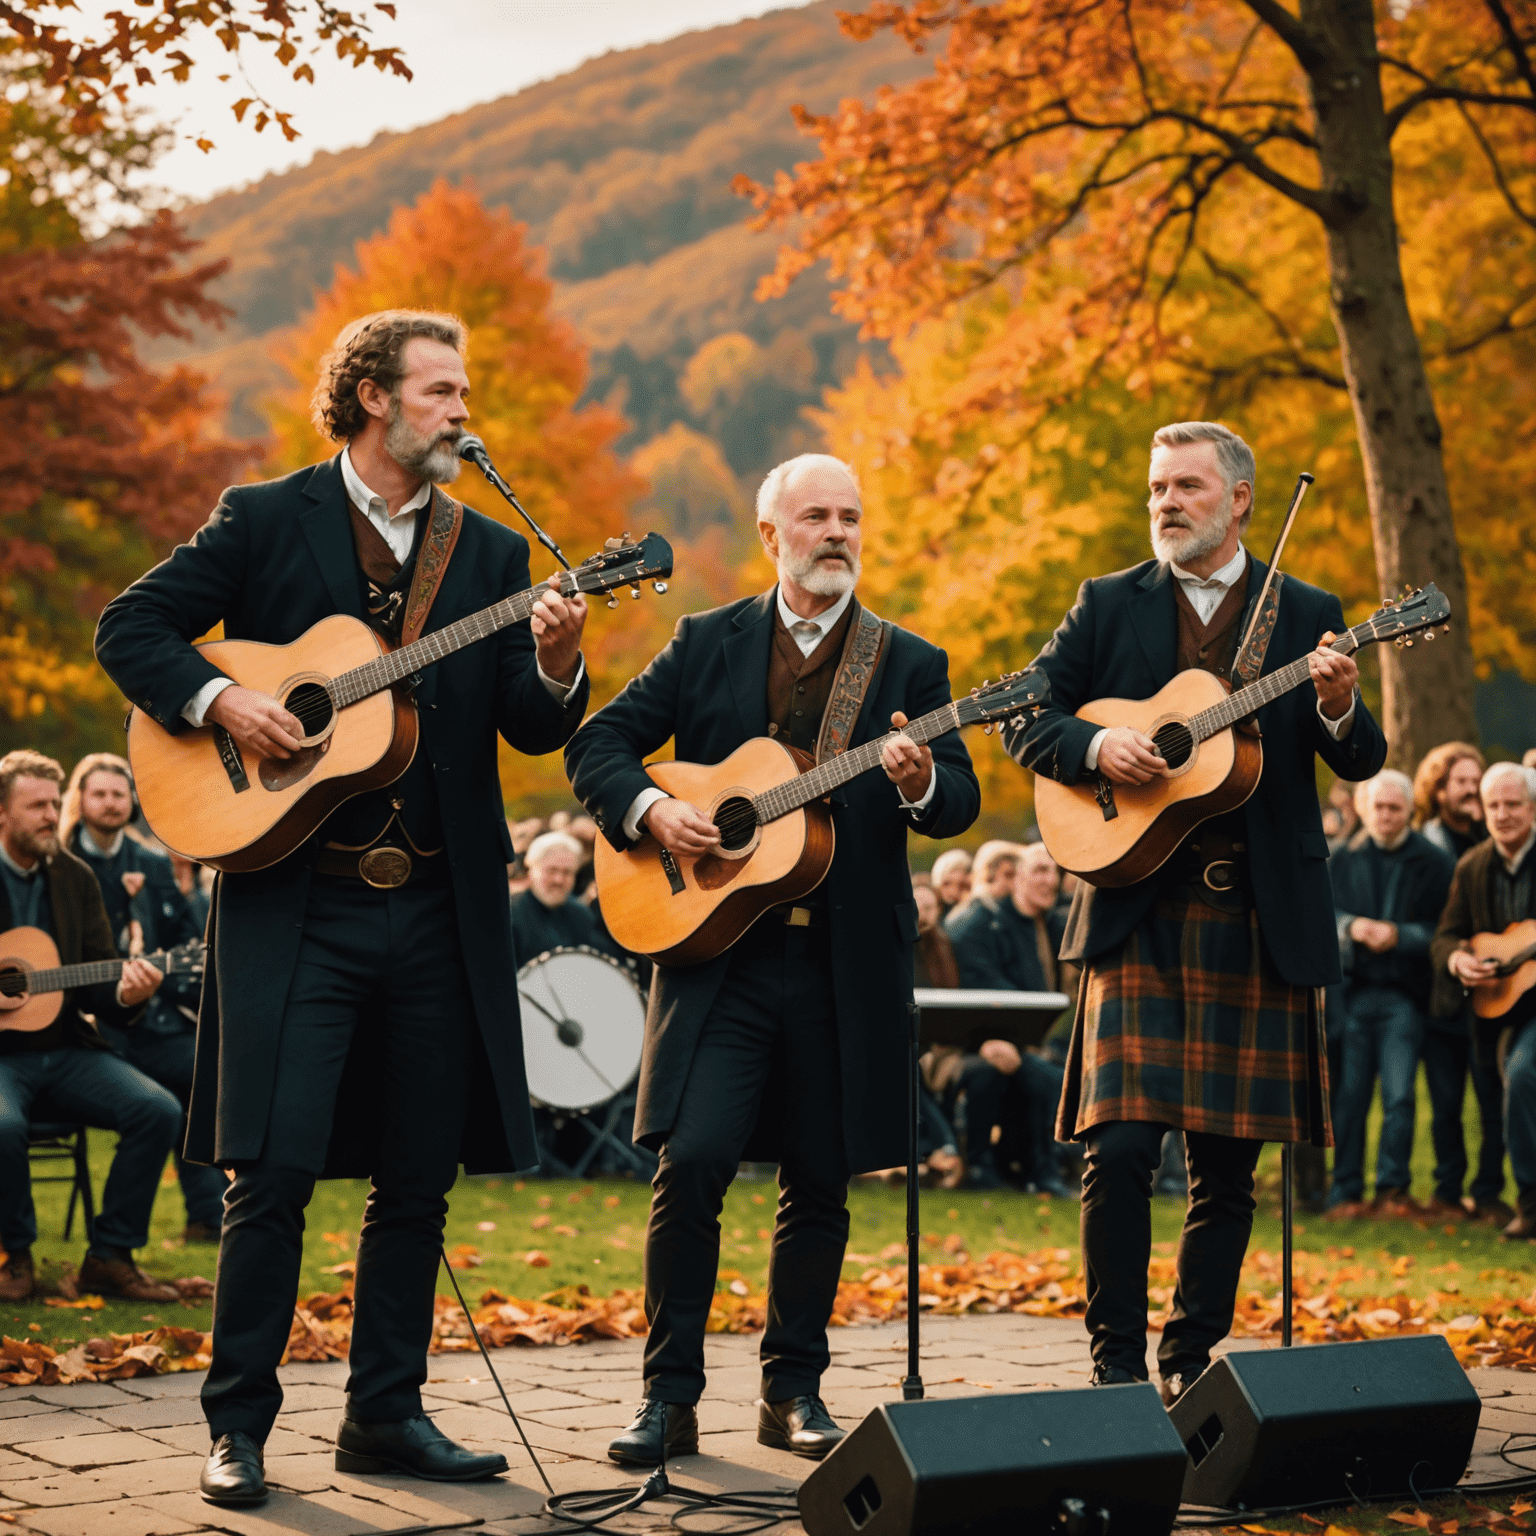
[755,453,860,530]
[1362,769,1414,808]
[1150,421,1256,532]
[526,830,582,867]
[931,848,972,882]
[1482,762,1536,804]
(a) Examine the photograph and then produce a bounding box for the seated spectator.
[510,831,615,964]
[60,754,225,1243]
[1327,779,1360,852]
[1432,762,1536,1239]
[1415,742,1487,862]
[930,849,973,918]
[944,840,1018,928]
[1326,771,1453,1219]
[0,750,183,1303]
[913,882,958,988]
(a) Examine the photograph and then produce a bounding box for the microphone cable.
[437,1248,800,1533]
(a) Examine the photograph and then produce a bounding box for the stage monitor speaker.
[1169,1335,1481,1511]
[797,1383,1188,1536]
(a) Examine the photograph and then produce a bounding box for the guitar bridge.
[1094,775,1118,822]
[213,726,250,794]
[659,848,686,896]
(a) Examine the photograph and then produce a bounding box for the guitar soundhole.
[714,796,758,852]
[1153,720,1195,770]
[283,681,334,742]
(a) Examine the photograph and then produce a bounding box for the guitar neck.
[1496,943,1536,976]
[329,586,547,708]
[752,701,963,823]
[1189,631,1361,743]
[2,951,171,999]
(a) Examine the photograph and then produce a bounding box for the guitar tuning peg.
[607,594,619,610]
[630,585,641,600]
[603,536,625,552]
[1404,637,1414,647]
[1424,628,1435,641]
[1441,624,1451,634]
[654,581,668,595]
[970,686,980,698]
[982,723,994,736]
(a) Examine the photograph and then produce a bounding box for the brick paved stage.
[0,1316,1527,1534]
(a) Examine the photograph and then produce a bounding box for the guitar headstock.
[957,668,1052,734]
[1350,584,1452,651]
[166,939,206,978]
[570,532,675,608]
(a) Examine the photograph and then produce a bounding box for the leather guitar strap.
[400,486,465,647]
[1231,570,1284,691]
[814,604,891,764]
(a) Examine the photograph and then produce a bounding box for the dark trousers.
[126,1031,229,1230]
[1422,1024,1506,1207]
[1081,1120,1263,1380]
[0,1048,182,1253]
[643,921,850,1405]
[1328,985,1424,1202]
[201,874,473,1444]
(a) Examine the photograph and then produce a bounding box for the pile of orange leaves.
[14,1244,1536,1387]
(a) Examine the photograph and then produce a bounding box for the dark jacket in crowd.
[510,891,616,967]
[1430,837,1536,1042]
[1329,828,1454,1001]
[1422,817,1487,865]
[914,922,960,990]
[947,896,1069,993]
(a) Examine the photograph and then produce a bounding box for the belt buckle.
[784,907,812,928]
[1203,860,1238,894]
[358,845,412,889]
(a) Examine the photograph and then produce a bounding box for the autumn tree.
[744,0,1536,766]
[265,179,660,809]
[0,47,256,757]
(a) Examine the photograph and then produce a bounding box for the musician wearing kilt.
[1007,422,1386,1403]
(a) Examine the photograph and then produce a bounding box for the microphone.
[454,434,571,571]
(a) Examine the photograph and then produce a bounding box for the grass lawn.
[7,1064,1533,1357]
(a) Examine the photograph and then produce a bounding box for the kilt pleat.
[1056,896,1331,1146]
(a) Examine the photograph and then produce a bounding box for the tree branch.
[1483,0,1536,100]
[1454,101,1536,231]
[1235,0,1327,74]
[1387,84,1536,137]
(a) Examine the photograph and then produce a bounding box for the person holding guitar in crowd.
[1431,762,1536,1239]
[95,311,590,1508]
[566,453,980,1466]
[0,750,182,1305]
[1007,421,1386,1404]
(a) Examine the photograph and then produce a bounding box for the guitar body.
[593,738,835,966]
[0,929,63,1032]
[1033,669,1263,888]
[126,613,417,872]
[1470,920,1536,1020]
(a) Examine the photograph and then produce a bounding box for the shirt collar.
[78,826,125,859]
[775,584,854,639]
[340,446,433,522]
[1170,544,1248,592]
[1500,828,1536,877]
[0,839,40,880]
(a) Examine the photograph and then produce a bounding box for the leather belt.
[1166,832,1251,915]
[312,843,443,889]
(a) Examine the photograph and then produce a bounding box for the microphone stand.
[903,999,925,1400]
[1282,1143,1294,1347]
[461,445,572,572]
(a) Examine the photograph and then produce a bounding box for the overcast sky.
[76,1,817,204]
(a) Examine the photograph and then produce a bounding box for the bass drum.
[518,945,646,1113]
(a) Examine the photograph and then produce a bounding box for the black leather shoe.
[1091,1363,1141,1386]
[758,1395,845,1460]
[335,1414,507,1481]
[200,1432,267,1506]
[608,1400,699,1465]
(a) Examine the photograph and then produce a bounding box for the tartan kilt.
[1056,895,1331,1146]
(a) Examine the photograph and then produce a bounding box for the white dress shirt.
[1083,546,1356,771]
[182,447,582,727]
[621,583,935,840]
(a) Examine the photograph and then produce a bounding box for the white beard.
[1150,497,1234,565]
[780,541,860,596]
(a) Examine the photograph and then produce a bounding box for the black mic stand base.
[903,999,924,1400]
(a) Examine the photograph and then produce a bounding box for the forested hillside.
[178,2,924,474]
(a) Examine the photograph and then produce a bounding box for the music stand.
[901,988,1072,1399]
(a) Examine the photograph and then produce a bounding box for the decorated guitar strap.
[1231,570,1285,691]
[399,486,465,647]
[814,604,892,764]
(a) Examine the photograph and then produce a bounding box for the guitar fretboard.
[0,951,171,998]
[1189,623,1369,743]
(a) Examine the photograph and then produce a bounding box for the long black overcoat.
[1004,555,1387,988]
[564,588,981,1175]
[93,455,588,1175]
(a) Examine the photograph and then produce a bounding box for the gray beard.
[385,411,463,484]
[780,543,860,597]
[1150,501,1234,565]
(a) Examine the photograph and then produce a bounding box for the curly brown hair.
[310,309,467,442]
[1412,740,1485,828]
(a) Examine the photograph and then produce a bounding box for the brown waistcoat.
[766,601,856,755]
[1173,564,1251,683]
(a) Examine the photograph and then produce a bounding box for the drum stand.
[536,1091,657,1180]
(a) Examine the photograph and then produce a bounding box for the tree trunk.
[1300,0,1478,770]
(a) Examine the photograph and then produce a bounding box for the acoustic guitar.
[594,669,1050,966]
[1034,584,1452,888]
[126,534,673,873]
[1467,920,1536,1020]
[0,928,205,1033]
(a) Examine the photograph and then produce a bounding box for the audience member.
[168,852,211,934]
[912,883,959,988]
[0,750,182,1302]
[60,754,224,1243]
[930,849,973,917]
[1432,762,1536,1239]
[1327,779,1360,852]
[945,841,1019,927]
[948,843,1069,993]
[1415,742,1488,862]
[509,831,615,964]
[1326,770,1453,1219]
